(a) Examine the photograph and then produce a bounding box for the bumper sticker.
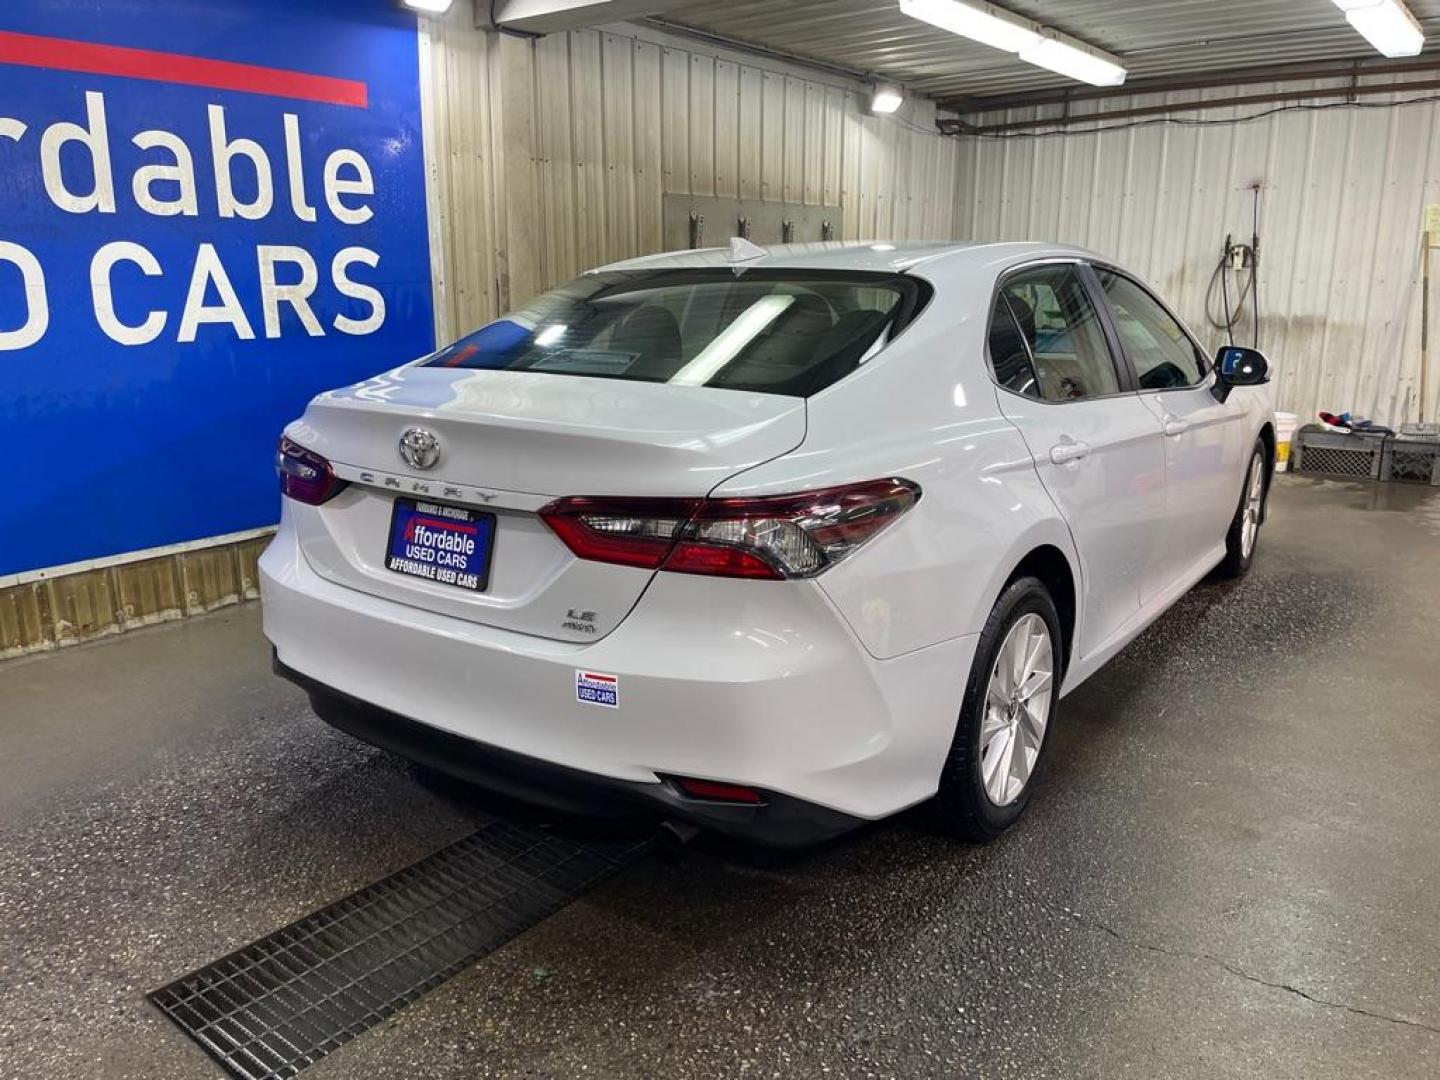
[575,670,619,708]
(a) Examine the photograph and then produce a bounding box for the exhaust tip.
[655,819,701,857]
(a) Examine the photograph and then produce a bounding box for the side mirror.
[1211,345,1269,402]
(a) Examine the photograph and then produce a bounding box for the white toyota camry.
[261,241,1275,846]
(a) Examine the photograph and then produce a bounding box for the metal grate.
[150,821,649,1080]
[1294,445,1377,477]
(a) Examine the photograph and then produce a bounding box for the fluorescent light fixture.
[403,0,455,13]
[1332,0,1425,58]
[871,83,905,113]
[898,0,1040,52]
[1020,34,1128,87]
[534,324,567,347]
[899,0,1127,87]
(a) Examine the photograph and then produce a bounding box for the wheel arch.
[1256,420,1276,522]
[1003,544,1077,678]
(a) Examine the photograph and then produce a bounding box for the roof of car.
[591,240,1101,275]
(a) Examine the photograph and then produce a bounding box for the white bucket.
[1275,411,1298,472]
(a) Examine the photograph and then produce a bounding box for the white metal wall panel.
[420,12,962,340]
[713,59,740,200]
[423,13,499,338]
[957,82,1440,426]
[571,30,608,276]
[688,53,715,198]
[661,46,689,198]
[737,65,763,201]
[633,40,665,256]
[535,33,577,288]
[603,32,639,261]
[759,70,784,203]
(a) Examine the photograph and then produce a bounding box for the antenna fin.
[728,236,767,263]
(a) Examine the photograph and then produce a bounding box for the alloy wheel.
[980,613,1054,807]
[1240,454,1264,558]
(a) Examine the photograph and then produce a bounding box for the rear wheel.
[931,576,1062,841]
[1217,441,1267,579]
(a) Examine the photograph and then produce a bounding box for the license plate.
[384,498,495,592]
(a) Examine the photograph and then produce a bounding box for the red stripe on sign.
[581,672,617,683]
[0,30,367,107]
[407,516,478,540]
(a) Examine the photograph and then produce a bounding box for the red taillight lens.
[538,478,919,579]
[663,541,783,579]
[538,496,700,569]
[671,777,765,804]
[276,436,347,506]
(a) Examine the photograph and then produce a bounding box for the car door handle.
[1049,439,1091,465]
[1162,414,1190,437]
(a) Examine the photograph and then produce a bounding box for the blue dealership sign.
[0,0,434,576]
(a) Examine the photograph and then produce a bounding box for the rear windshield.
[424,269,929,397]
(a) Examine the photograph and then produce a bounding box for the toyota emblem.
[398,427,441,471]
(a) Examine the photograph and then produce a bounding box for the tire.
[930,576,1063,842]
[1216,440,1267,579]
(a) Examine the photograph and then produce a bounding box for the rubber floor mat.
[150,820,649,1079]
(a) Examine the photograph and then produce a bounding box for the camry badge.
[398,427,441,471]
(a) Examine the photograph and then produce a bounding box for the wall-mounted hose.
[1205,185,1263,349]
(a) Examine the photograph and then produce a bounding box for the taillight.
[276,436,347,506]
[538,496,701,569]
[538,478,919,579]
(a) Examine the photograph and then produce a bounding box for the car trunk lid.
[286,366,806,641]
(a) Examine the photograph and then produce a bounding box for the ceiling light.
[1020,35,1128,87]
[871,83,905,113]
[403,0,455,13]
[898,0,1040,52]
[898,0,1127,87]
[1332,0,1425,57]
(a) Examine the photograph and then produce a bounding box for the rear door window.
[999,265,1121,401]
[425,269,929,398]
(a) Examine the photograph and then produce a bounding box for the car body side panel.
[711,255,1082,663]
[1137,379,1251,575]
[996,391,1170,657]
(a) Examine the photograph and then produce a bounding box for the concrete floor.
[2,475,1438,1080]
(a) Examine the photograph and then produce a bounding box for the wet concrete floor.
[1,475,1437,1079]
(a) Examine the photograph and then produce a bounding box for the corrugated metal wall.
[956,79,1440,427]
[0,534,271,659]
[421,12,963,343]
[1,10,965,659]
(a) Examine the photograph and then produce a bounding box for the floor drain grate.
[150,821,649,1079]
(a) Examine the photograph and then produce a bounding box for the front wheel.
[1217,441,1267,578]
[930,576,1062,842]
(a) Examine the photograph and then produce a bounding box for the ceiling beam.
[939,53,1440,114]
[943,73,1440,135]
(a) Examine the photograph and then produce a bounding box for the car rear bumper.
[259,521,975,844]
[275,654,864,846]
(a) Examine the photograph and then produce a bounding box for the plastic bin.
[1291,425,1385,479]
[1380,435,1440,485]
